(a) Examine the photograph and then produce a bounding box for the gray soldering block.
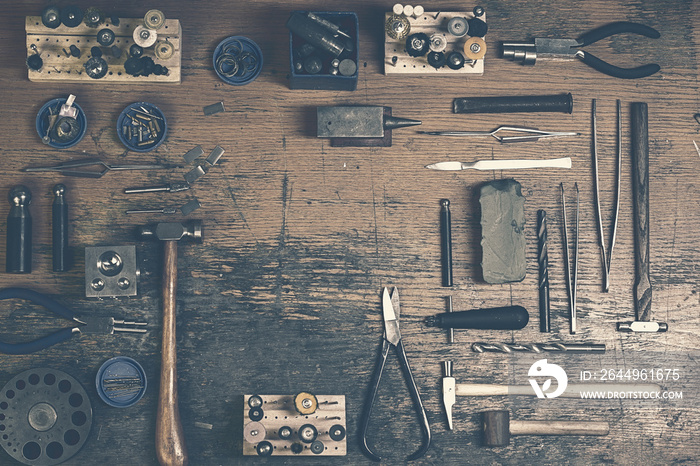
[479,179,526,284]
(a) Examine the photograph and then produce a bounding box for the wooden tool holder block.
[25,16,181,83]
[384,10,485,76]
[243,394,347,457]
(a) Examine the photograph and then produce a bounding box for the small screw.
[117,277,131,289]
[91,278,105,291]
[470,43,482,53]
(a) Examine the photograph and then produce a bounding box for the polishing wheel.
[0,368,92,466]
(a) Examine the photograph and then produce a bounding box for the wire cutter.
[0,288,147,355]
[501,21,661,79]
[359,287,431,462]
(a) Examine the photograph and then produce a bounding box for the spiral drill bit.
[471,342,606,353]
[537,210,550,332]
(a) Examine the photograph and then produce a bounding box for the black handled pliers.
[501,21,661,79]
[359,287,431,462]
[0,287,147,355]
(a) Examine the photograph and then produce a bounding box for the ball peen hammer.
[139,220,203,466]
[617,103,667,333]
[482,410,609,447]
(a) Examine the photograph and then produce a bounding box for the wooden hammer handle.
[510,420,610,436]
[631,102,652,322]
[156,241,188,466]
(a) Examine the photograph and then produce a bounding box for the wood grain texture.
[0,1,699,465]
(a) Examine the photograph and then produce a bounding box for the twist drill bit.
[471,342,605,353]
[537,210,550,332]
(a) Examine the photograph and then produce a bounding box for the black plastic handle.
[577,21,660,47]
[429,305,529,329]
[577,51,660,79]
[453,94,573,114]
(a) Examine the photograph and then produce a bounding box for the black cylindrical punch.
[453,93,573,114]
[52,184,70,272]
[440,199,453,287]
[6,185,32,274]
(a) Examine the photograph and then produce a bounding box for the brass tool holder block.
[384,10,485,76]
[25,16,182,83]
[243,394,347,456]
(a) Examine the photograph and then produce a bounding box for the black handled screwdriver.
[425,305,529,330]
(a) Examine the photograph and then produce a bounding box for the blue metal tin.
[213,36,263,85]
[117,102,167,152]
[96,356,147,408]
[35,97,87,149]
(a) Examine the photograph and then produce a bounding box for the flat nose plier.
[359,287,431,461]
[501,21,661,79]
[0,287,147,355]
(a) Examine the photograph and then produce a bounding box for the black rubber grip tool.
[425,305,529,330]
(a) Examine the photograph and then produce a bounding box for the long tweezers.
[561,182,579,334]
[592,99,621,292]
[418,126,578,143]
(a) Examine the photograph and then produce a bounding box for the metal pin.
[440,199,453,287]
[446,296,454,343]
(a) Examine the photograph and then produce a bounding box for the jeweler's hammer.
[617,103,667,333]
[139,220,203,466]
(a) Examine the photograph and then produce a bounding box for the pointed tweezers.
[561,183,579,334]
[418,126,578,143]
[592,99,621,292]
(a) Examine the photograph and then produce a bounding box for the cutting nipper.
[0,287,147,355]
[359,287,431,461]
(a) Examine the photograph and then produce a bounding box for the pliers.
[359,287,431,462]
[501,21,661,79]
[0,288,147,355]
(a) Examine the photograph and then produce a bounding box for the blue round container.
[96,356,147,408]
[116,102,167,152]
[35,97,87,149]
[213,36,263,85]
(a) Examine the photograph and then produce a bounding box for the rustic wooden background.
[1,0,699,464]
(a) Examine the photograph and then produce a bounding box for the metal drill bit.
[537,210,550,332]
[561,183,579,334]
[592,99,621,292]
[471,342,606,353]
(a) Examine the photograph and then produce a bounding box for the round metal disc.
[41,6,61,29]
[144,10,166,30]
[0,368,92,466]
[133,25,157,48]
[60,6,83,28]
[154,41,174,60]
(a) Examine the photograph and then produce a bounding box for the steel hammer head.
[442,361,455,430]
[138,220,203,242]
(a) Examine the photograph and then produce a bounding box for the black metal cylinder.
[52,184,70,272]
[6,185,32,274]
[453,93,573,114]
[440,199,453,287]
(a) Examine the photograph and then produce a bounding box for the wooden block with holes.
[25,16,181,83]
[243,394,347,457]
[384,11,485,76]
